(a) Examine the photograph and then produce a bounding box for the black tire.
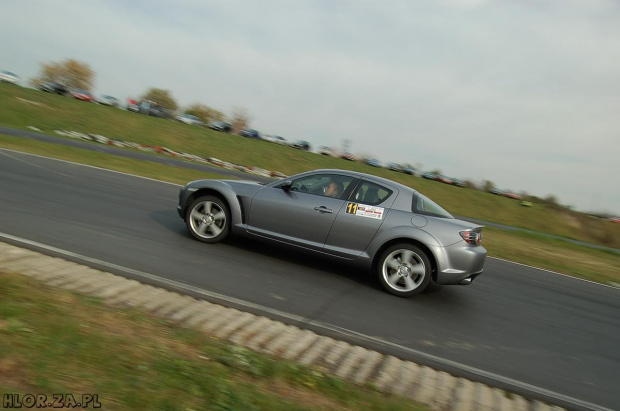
[185,195,231,243]
[377,243,432,297]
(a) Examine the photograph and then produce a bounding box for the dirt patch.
[560,211,582,230]
[250,378,353,410]
[0,357,32,392]
[16,97,55,110]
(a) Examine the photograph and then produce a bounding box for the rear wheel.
[377,244,432,297]
[186,196,230,243]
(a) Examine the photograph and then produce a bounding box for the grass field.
[2,83,618,250]
[0,273,428,411]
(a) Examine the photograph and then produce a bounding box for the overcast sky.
[2,0,619,214]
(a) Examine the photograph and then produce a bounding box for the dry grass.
[0,272,428,411]
[484,228,620,284]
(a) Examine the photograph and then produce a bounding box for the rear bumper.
[431,242,487,285]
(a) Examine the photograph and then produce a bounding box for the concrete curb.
[0,242,564,411]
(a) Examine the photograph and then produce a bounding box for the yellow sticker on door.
[346,203,384,219]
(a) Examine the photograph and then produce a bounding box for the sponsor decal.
[345,203,384,219]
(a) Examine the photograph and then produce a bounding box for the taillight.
[460,230,481,245]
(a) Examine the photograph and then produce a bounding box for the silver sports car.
[177,169,487,297]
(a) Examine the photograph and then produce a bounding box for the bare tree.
[482,180,495,192]
[230,106,251,134]
[185,103,224,124]
[141,88,178,111]
[30,58,95,91]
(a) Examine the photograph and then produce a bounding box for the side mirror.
[281,180,293,191]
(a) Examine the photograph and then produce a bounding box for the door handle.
[314,206,334,214]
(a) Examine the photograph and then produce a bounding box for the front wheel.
[377,244,432,297]
[186,196,231,243]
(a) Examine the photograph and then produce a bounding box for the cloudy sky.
[2,0,619,214]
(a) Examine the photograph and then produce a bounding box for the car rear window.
[412,193,453,218]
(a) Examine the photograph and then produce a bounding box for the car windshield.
[412,193,453,219]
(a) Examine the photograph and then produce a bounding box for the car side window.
[289,174,356,200]
[351,180,393,205]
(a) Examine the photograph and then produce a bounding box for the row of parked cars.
[5,70,473,192]
[199,122,313,152]
[488,187,534,206]
[35,81,122,107]
[422,172,466,187]
[1,68,125,108]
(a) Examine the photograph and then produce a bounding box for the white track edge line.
[487,256,619,289]
[0,147,181,186]
[1,147,616,292]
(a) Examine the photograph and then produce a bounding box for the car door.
[323,179,397,258]
[247,173,357,251]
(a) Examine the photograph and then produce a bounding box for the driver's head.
[325,181,343,198]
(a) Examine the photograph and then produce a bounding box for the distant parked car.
[488,188,504,195]
[318,146,334,156]
[70,89,95,102]
[504,192,523,200]
[148,106,173,119]
[37,82,68,95]
[387,163,403,172]
[340,152,356,161]
[403,166,416,176]
[264,135,288,145]
[240,129,261,139]
[292,140,311,151]
[0,70,19,85]
[365,158,381,167]
[127,98,140,112]
[450,178,467,188]
[608,217,620,223]
[139,100,173,119]
[436,175,454,185]
[422,172,437,181]
[208,121,232,133]
[96,95,120,107]
[176,114,205,126]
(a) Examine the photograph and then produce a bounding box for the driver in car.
[324,181,343,198]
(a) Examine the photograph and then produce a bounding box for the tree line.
[30,58,249,131]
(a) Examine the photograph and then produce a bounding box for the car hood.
[226,179,264,189]
[185,179,265,198]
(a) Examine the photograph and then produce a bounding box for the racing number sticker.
[346,202,359,214]
[346,203,384,219]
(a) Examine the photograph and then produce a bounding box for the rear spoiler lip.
[452,217,485,233]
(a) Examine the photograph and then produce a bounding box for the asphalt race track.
[1,148,619,410]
